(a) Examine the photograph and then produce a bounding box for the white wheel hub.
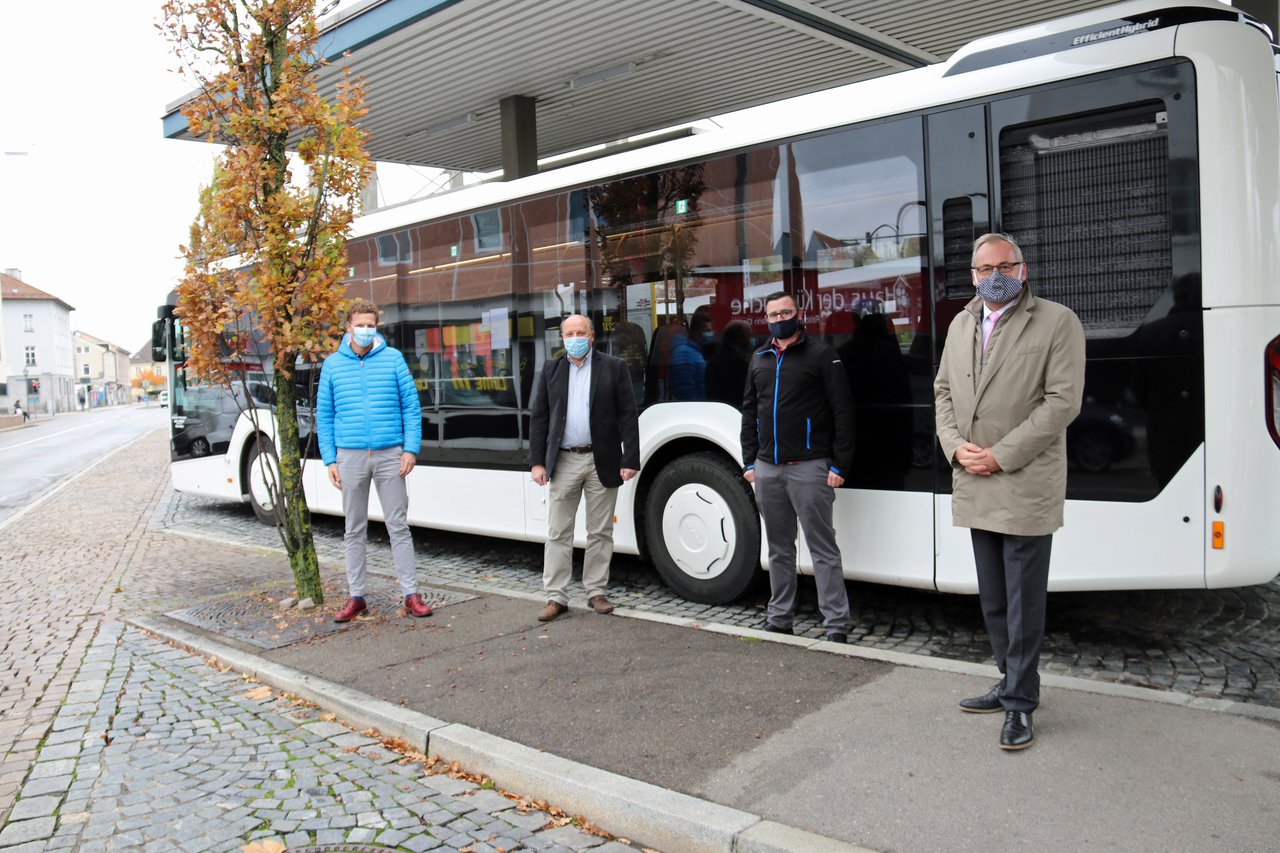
[661,483,736,579]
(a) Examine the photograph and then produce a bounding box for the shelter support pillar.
[500,95,538,180]
[1236,0,1279,41]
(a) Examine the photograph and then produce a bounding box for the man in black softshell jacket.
[741,291,856,642]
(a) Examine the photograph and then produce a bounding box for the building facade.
[128,342,163,402]
[2,270,75,414]
[74,331,132,407]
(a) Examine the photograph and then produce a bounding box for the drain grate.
[287,846,399,853]
[166,576,475,649]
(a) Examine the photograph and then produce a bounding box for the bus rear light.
[1212,521,1225,549]
[1268,335,1280,451]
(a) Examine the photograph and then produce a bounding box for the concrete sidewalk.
[134,579,1280,853]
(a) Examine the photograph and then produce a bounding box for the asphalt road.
[0,404,166,525]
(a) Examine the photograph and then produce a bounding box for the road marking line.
[0,428,163,532]
[0,420,113,452]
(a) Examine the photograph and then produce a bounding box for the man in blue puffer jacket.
[317,299,430,622]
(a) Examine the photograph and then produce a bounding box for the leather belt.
[563,445,593,453]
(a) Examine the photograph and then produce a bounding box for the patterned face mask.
[975,267,1024,304]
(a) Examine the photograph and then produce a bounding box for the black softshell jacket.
[740,332,855,473]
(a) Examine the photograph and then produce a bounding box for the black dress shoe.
[958,682,1004,714]
[762,621,794,635]
[825,632,848,644]
[1000,710,1034,750]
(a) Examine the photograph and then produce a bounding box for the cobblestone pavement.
[0,433,636,852]
[156,475,1280,709]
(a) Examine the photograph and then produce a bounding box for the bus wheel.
[644,452,760,604]
[245,441,280,525]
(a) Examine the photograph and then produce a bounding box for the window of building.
[23,314,34,332]
[471,209,503,252]
[82,364,90,377]
[376,230,412,266]
[24,346,36,366]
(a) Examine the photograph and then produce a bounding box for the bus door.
[925,105,993,592]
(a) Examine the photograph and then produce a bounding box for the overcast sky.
[0,1,223,353]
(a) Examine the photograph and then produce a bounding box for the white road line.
[0,428,163,532]
[0,411,151,453]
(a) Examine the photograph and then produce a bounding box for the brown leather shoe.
[404,593,433,618]
[587,595,614,615]
[333,597,368,623]
[537,601,568,622]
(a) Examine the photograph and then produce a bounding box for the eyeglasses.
[972,262,1022,276]
[765,308,797,321]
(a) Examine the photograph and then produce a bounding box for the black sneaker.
[761,621,794,635]
[825,632,848,644]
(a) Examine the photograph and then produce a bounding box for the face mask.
[768,316,800,340]
[563,337,591,358]
[699,330,715,345]
[975,267,1024,304]
[351,327,377,348]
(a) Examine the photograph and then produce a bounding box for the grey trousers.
[970,529,1053,713]
[336,447,417,598]
[543,449,618,605]
[754,458,851,632]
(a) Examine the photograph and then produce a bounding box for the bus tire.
[245,440,280,525]
[644,451,761,604]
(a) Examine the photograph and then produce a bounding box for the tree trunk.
[271,367,323,602]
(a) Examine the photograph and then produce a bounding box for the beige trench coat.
[934,288,1086,536]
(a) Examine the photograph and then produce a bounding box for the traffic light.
[30,379,39,393]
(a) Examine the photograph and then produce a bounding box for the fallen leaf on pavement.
[243,686,273,701]
[241,841,286,853]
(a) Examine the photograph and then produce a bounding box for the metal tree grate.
[287,845,400,853]
[166,576,475,649]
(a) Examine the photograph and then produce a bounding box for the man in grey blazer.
[529,315,641,622]
[934,233,1085,750]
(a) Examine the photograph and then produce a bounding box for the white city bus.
[156,0,1280,603]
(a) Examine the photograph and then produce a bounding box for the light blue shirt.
[561,352,592,448]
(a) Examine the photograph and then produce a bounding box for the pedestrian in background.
[317,299,431,622]
[14,400,28,422]
[529,314,641,622]
[934,233,1085,750]
[741,291,856,643]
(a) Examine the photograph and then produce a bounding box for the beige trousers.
[543,449,618,604]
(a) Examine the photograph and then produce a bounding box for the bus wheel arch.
[638,439,761,604]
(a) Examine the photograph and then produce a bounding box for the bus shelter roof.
[162,0,1119,174]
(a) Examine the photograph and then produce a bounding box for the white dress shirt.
[561,351,593,448]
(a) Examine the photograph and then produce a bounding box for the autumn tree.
[132,368,165,391]
[161,0,372,602]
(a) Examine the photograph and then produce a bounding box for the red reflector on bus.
[1212,521,1224,549]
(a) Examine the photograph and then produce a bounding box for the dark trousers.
[754,458,851,632]
[970,529,1052,713]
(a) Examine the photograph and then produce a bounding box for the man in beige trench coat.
[934,233,1085,751]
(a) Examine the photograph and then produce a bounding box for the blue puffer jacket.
[317,334,422,466]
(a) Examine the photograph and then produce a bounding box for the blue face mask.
[563,336,591,359]
[351,327,377,348]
